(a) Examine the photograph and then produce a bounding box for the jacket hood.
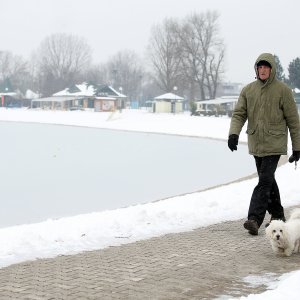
[254,53,276,83]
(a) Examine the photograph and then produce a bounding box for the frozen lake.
[0,121,255,227]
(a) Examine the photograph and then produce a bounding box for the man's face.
[257,65,271,81]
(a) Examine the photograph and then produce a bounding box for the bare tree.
[147,12,225,100]
[84,63,110,85]
[106,50,144,102]
[37,33,92,96]
[0,50,29,93]
[147,18,183,93]
[26,51,43,94]
[172,20,203,99]
[176,11,225,100]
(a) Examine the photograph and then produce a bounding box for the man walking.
[228,53,300,235]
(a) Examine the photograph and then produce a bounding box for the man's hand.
[289,150,300,163]
[228,134,239,152]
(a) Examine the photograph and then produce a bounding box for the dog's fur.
[266,208,300,256]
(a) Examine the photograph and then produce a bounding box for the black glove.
[288,150,300,163]
[228,134,239,152]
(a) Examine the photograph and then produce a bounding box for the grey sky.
[1,0,299,84]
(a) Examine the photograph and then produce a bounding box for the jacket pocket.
[267,129,286,136]
[266,124,286,136]
[264,124,287,153]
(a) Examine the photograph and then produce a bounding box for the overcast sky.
[1,0,299,84]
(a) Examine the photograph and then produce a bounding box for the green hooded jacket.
[229,53,300,157]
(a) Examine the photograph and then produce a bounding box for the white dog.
[266,208,300,256]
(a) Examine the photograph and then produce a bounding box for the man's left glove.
[289,150,300,163]
[228,134,239,152]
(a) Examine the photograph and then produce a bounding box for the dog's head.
[265,220,286,244]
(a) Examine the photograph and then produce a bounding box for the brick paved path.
[0,207,300,299]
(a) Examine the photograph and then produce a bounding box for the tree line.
[1,10,300,105]
[274,54,300,89]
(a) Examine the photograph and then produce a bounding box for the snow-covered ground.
[0,108,299,299]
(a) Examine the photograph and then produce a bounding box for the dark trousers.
[248,155,284,227]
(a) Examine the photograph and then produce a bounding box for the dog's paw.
[283,248,293,257]
[293,239,300,253]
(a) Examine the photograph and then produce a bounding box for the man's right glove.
[228,134,239,152]
[288,150,300,163]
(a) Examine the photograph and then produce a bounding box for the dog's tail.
[289,208,300,220]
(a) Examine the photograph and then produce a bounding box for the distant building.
[94,85,126,112]
[0,78,20,107]
[194,96,239,117]
[23,89,40,107]
[153,93,184,113]
[31,82,127,111]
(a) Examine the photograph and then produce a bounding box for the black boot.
[244,219,259,235]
